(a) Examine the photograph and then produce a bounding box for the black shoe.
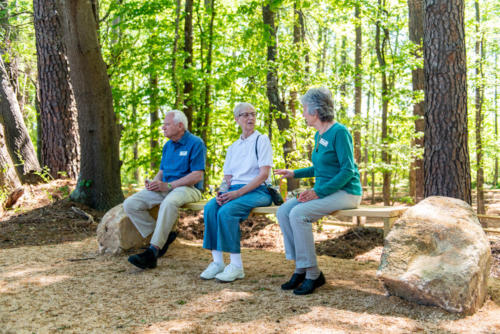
[128,248,157,269]
[158,231,178,258]
[293,272,325,295]
[281,273,306,290]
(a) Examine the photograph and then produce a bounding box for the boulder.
[97,204,158,255]
[377,196,491,315]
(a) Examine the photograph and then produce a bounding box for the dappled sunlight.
[0,265,51,279]
[0,263,71,293]
[25,274,71,287]
[179,289,254,315]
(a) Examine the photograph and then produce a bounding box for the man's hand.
[297,189,319,202]
[146,180,170,192]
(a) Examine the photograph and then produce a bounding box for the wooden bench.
[181,200,408,236]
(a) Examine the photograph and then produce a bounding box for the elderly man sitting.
[123,110,206,269]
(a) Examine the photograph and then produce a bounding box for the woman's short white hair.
[300,87,335,122]
[165,109,188,130]
[233,102,255,118]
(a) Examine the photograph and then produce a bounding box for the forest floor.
[1,180,499,333]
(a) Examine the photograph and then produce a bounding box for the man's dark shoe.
[293,272,325,295]
[128,248,157,269]
[281,273,306,290]
[158,231,178,258]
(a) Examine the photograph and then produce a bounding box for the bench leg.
[383,217,398,237]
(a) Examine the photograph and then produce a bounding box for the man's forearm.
[170,170,204,188]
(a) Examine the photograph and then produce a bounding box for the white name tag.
[319,138,328,147]
[179,151,188,156]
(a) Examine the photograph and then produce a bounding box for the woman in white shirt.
[200,103,273,282]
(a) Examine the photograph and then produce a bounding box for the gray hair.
[300,87,335,122]
[233,102,255,118]
[165,109,188,130]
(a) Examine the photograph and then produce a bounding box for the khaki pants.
[123,186,201,247]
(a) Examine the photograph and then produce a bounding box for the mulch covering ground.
[1,180,500,333]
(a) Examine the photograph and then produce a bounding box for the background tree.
[0,123,21,190]
[423,0,471,203]
[58,0,123,210]
[34,0,80,179]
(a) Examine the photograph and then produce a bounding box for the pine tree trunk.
[353,4,362,165]
[0,123,21,190]
[0,56,41,182]
[149,68,159,170]
[423,0,471,204]
[183,0,194,130]
[172,0,182,109]
[474,0,485,214]
[58,0,124,210]
[34,0,80,179]
[408,0,425,203]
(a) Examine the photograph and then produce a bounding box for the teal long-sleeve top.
[294,122,362,198]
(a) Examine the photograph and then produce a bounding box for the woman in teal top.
[275,87,362,295]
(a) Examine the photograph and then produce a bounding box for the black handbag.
[255,135,284,206]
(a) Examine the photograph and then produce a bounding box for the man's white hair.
[233,102,255,118]
[165,109,188,130]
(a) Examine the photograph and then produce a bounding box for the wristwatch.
[167,183,173,191]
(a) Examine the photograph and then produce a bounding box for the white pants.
[123,186,201,247]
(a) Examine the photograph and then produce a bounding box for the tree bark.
[183,0,194,130]
[58,0,124,210]
[0,56,41,182]
[34,0,80,179]
[375,0,391,206]
[408,0,425,203]
[0,123,21,190]
[494,53,498,187]
[474,0,485,214]
[353,4,362,165]
[201,0,215,146]
[423,0,471,204]
[172,0,182,109]
[149,67,159,170]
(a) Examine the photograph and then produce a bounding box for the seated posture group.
[123,87,362,295]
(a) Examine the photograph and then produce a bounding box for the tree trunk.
[34,0,80,179]
[423,0,471,204]
[58,0,124,210]
[172,0,182,109]
[0,123,21,190]
[262,4,297,189]
[201,0,215,146]
[474,0,485,214]
[183,0,194,130]
[408,0,425,203]
[353,4,362,165]
[494,53,498,187]
[149,67,159,170]
[375,0,391,206]
[0,56,41,182]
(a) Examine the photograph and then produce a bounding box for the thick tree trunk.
[149,68,159,170]
[408,0,425,203]
[0,56,41,182]
[423,0,471,204]
[183,0,194,130]
[263,4,297,189]
[353,4,362,165]
[58,0,124,210]
[494,54,498,187]
[474,0,485,214]
[0,123,21,190]
[34,0,80,179]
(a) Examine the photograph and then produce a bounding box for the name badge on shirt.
[179,151,188,156]
[319,138,328,147]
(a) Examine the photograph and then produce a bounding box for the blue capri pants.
[203,184,272,253]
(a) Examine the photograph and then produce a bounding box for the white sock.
[230,253,243,268]
[212,250,224,264]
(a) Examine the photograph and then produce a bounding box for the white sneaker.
[215,263,245,283]
[200,262,225,280]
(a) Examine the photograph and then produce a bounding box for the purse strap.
[254,135,277,186]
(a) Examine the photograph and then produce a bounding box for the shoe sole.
[215,276,244,283]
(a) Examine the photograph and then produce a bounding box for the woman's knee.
[289,206,313,225]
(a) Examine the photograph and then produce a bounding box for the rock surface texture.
[97,204,153,254]
[377,196,491,315]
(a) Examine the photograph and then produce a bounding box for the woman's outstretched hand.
[297,189,319,202]
[274,169,294,179]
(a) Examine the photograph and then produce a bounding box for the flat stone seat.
[181,201,407,236]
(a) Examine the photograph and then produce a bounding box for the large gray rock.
[377,196,491,315]
[97,204,153,255]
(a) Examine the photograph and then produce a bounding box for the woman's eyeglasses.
[238,112,256,118]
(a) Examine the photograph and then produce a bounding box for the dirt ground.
[1,180,500,333]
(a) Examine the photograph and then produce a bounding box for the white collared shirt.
[223,130,273,185]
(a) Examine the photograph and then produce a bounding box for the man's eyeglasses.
[238,112,256,118]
